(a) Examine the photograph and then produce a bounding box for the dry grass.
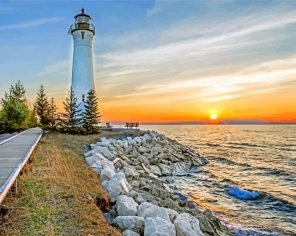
[0,132,123,236]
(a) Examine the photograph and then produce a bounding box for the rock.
[142,133,152,142]
[90,156,115,172]
[123,165,139,180]
[144,217,176,236]
[122,229,140,236]
[117,195,138,216]
[133,136,142,144]
[158,163,172,176]
[174,213,204,236]
[113,216,144,233]
[138,146,149,154]
[167,208,179,222]
[99,137,109,145]
[102,172,131,202]
[150,165,162,176]
[94,146,114,160]
[100,167,115,182]
[138,202,171,223]
[171,162,188,176]
[151,146,162,155]
[116,172,132,194]
[102,178,122,202]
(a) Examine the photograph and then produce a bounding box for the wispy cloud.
[98,10,296,70]
[111,56,296,104]
[0,17,64,30]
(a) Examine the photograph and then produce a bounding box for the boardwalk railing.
[0,128,42,204]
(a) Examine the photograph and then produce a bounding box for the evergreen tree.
[0,81,35,132]
[10,80,26,103]
[63,87,81,128]
[82,90,101,133]
[34,84,50,125]
[49,97,57,129]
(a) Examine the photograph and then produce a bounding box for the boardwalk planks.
[0,127,42,204]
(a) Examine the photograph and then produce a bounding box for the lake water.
[142,125,296,236]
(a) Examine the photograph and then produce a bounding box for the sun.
[210,113,218,120]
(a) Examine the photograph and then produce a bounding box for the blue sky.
[0,0,296,122]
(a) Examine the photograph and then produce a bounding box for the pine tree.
[49,98,57,129]
[82,90,101,134]
[34,84,50,125]
[10,80,26,104]
[63,87,82,129]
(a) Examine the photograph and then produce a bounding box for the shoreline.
[84,130,234,235]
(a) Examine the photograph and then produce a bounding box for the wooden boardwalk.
[0,128,42,204]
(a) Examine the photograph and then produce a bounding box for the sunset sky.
[0,0,296,123]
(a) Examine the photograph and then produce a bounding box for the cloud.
[112,56,296,104]
[38,59,70,77]
[0,17,64,30]
[98,10,296,70]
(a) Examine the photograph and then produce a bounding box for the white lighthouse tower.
[69,9,95,111]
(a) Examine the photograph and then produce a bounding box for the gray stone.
[123,165,139,180]
[171,162,188,176]
[100,167,115,182]
[174,213,204,236]
[113,216,144,233]
[94,145,114,160]
[117,195,138,216]
[158,163,172,176]
[138,146,149,154]
[144,217,176,236]
[138,202,171,223]
[150,165,162,176]
[102,172,131,202]
[167,208,179,222]
[122,230,140,236]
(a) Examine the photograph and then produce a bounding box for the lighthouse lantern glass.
[76,16,90,24]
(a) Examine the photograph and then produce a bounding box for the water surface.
[142,125,296,235]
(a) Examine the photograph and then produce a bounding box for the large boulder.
[171,162,188,176]
[117,195,138,216]
[100,167,115,182]
[90,155,115,172]
[144,217,176,236]
[113,216,144,233]
[174,213,204,236]
[102,172,131,202]
[122,230,140,236]
[138,202,171,223]
[123,165,139,180]
[94,146,114,160]
[133,136,142,144]
[142,133,152,142]
[138,146,149,154]
[150,165,162,176]
[158,164,172,176]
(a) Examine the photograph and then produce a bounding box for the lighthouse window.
[81,31,85,39]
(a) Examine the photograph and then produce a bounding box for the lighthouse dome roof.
[75,8,91,19]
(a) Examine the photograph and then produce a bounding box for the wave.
[227,142,268,148]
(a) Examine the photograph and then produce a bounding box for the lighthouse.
[69,9,95,111]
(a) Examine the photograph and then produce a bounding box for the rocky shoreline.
[84,131,234,236]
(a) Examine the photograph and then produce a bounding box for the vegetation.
[0,81,37,133]
[62,87,82,131]
[0,82,101,134]
[34,85,51,126]
[0,133,121,236]
[82,90,101,134]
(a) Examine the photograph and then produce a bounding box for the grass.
[0,132,125,236]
